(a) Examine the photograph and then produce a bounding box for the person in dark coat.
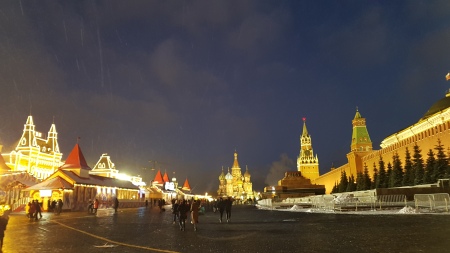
[172,200,179,224]
[217,198,225,223]
[51,200,57,212]
[28,201,35,220]
[57,199,64,215]
[190,200,200,231]
[114,198,119,213]
[34,200,42,220]
[177,200,189,231]
[0,215,8,250]
[225,197,233,223]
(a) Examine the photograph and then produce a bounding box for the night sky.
[1,1,450,194]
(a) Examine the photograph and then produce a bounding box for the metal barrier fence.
[376,195,407,209]
[414,193,449,212]
[258,194,410,212]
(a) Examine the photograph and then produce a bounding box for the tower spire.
[16,116,36,150]
[302,117,308,137]
[351,107,372,152]
[297,117,319,181]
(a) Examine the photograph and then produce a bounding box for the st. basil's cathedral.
[217,151,255,200]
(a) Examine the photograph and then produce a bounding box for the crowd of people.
[170,199,202,231]
[215,197,234,223]
[22,196,236,230]
[167,196,235,232]
[25,199,63,220]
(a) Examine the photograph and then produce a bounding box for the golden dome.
[219,167,225,180]
[244,166,251,177]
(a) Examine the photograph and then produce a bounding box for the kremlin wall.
[312,90,450,194]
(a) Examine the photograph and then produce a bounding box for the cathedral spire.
[232,151,240,168]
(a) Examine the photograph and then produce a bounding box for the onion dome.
[219,167,225,180]
[225,168,233,180]
[244,166,251,177]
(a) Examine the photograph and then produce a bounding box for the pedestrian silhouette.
[0,214,8,250]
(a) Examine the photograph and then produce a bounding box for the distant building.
[90,153,119,178]
[217,151,254,200]
[90,153,145,187]
[263,171,325,199]
[265,119,325,199]
[313,89,450,193]
[24,143,139,211]
[2,116,63,179]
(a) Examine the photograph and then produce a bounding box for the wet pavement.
[3,205,450,253]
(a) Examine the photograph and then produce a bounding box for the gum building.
[2,116,63,180]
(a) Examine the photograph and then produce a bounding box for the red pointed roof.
[60,143,91,170]
[153,170,164,184]
[162,171,169,183]
[182,178,191,191]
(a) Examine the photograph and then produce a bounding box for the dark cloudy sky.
[0,1,450,194]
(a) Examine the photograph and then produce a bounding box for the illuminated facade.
[90,153,119,178]
[2,116,63,179]
[217,151,254,199]
[297,118,320,181]
[25,143,139,211]
[313,89,450,193]
[90,153,145,187]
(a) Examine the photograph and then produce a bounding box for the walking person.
[217,197,225,223]
[57,199,63,215]
[172,200,179,224]
[87,199,93,214]
[0,214,8,250]
[28,201,35,221]
[190,199,200,231]
[34,200,42,220]
[25,201,31,219]
[177,200,189,231]
[93,199,99,214]
[114,197,119,213]
[225,197,233,223]
[51,200,57,213]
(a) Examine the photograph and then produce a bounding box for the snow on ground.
[256,204,449,215]
[397,206,417,214]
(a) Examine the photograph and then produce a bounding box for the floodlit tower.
[297,117,320,180]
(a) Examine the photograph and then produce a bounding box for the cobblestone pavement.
[3,205,450,253]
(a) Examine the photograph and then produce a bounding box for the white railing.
[11,197,30,212]
[415,193,449,212]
